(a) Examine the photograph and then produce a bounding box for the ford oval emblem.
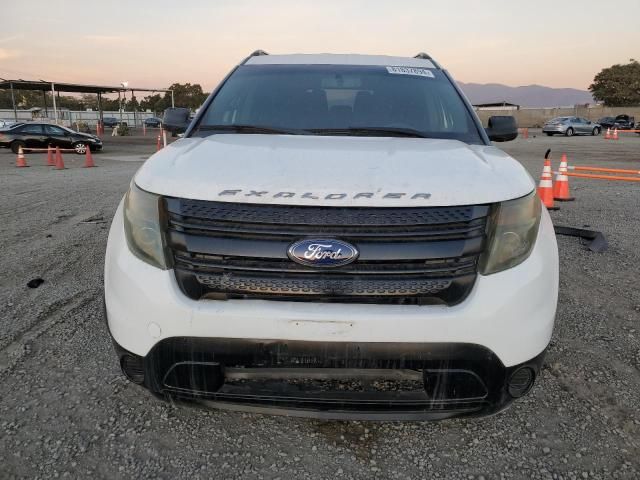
[287,239,359,268]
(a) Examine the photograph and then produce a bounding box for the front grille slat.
[167,216,488,241]
[164,198,490,306]
[166,198,489,227]
[173,252,478,276]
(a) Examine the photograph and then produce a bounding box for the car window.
[45,125,67,135]
[19,124,44,134]
[197,64,484,144]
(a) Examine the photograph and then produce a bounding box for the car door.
[573,117,586,133]
[16,124,47,149]
[576,118,588,134]
[44,124,73,149]
[572,118,582,133]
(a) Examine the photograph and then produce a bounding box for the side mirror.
[162,107,191,134]
[485,115,518,142]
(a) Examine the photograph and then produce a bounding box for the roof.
[245,53,437,69]
[0,79,171,94]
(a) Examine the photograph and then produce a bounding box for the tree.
[589,59,640,106]
[140,84,209,115]
[166,83,209,110]
[140,93,165,114]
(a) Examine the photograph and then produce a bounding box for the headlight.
[479,190,541,275]
[123,182,169,269]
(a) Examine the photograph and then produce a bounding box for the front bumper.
[110,334,546,420]
[104,200,558,418]
[542,125,566,133]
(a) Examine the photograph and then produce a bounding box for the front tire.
[11,140,26,154]
[546,132,553,136]
[565,127,574,137]
[73,142,88,155]
[592,127,600,136]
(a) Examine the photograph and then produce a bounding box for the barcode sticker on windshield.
[386,66,435,78]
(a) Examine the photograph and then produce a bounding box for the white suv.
[104,52,558,420]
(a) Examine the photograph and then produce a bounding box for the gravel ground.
[0,131,639,479]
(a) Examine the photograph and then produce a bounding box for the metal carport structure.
[0,79,174,126]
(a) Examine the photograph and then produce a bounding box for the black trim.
[164,199,489,305]
[109,334,547,421]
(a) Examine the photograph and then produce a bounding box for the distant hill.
[458,82,595,108]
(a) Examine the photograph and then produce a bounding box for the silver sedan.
[542,117,601,136]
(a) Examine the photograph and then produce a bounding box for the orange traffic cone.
[605,128,611,140]
[156,133,162,151]
[523,128,529,139]
[83,147,96,168]
[537,154,558,210]
[613,128,619,141]
[553,153,574,201]
[46,145,56,166]
[16,146,28,167]
[54,146,66,170]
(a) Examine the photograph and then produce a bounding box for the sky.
[2,0,639,93]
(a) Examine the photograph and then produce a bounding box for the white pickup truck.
[104,51,558,420]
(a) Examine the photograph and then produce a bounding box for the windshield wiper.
[197,124,310,135]
[311,126,431,138]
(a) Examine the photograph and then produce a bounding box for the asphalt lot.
[0,130,639,479]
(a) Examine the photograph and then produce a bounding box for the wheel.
[592,127,600,136]
[565,127,574,137]
[73,142,88,155]
[546,132,553,136]
[11,140,26,154]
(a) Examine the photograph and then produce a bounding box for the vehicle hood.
[135,134,535,207]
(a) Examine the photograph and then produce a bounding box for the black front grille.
[164,198,490,305]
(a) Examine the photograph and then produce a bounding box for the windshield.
[195,64,484,144]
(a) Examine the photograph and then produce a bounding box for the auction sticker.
[386,66,435,78]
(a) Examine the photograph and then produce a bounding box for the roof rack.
[414,52,441,69]
[241,50,269,64]
[414,52,432,60]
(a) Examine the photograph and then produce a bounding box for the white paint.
[147,322,161,338]
[135,135,535,207]
[246,53,436,69]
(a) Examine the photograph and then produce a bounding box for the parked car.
[144,117,162,127]
[0,119,23,130]
[0,122,102,154]
[102,117,127,128]
[596,116,615,129]
[611,114,635,130]
[105,51,558,420]
[542,116,601,136]
[597,114,635,131]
